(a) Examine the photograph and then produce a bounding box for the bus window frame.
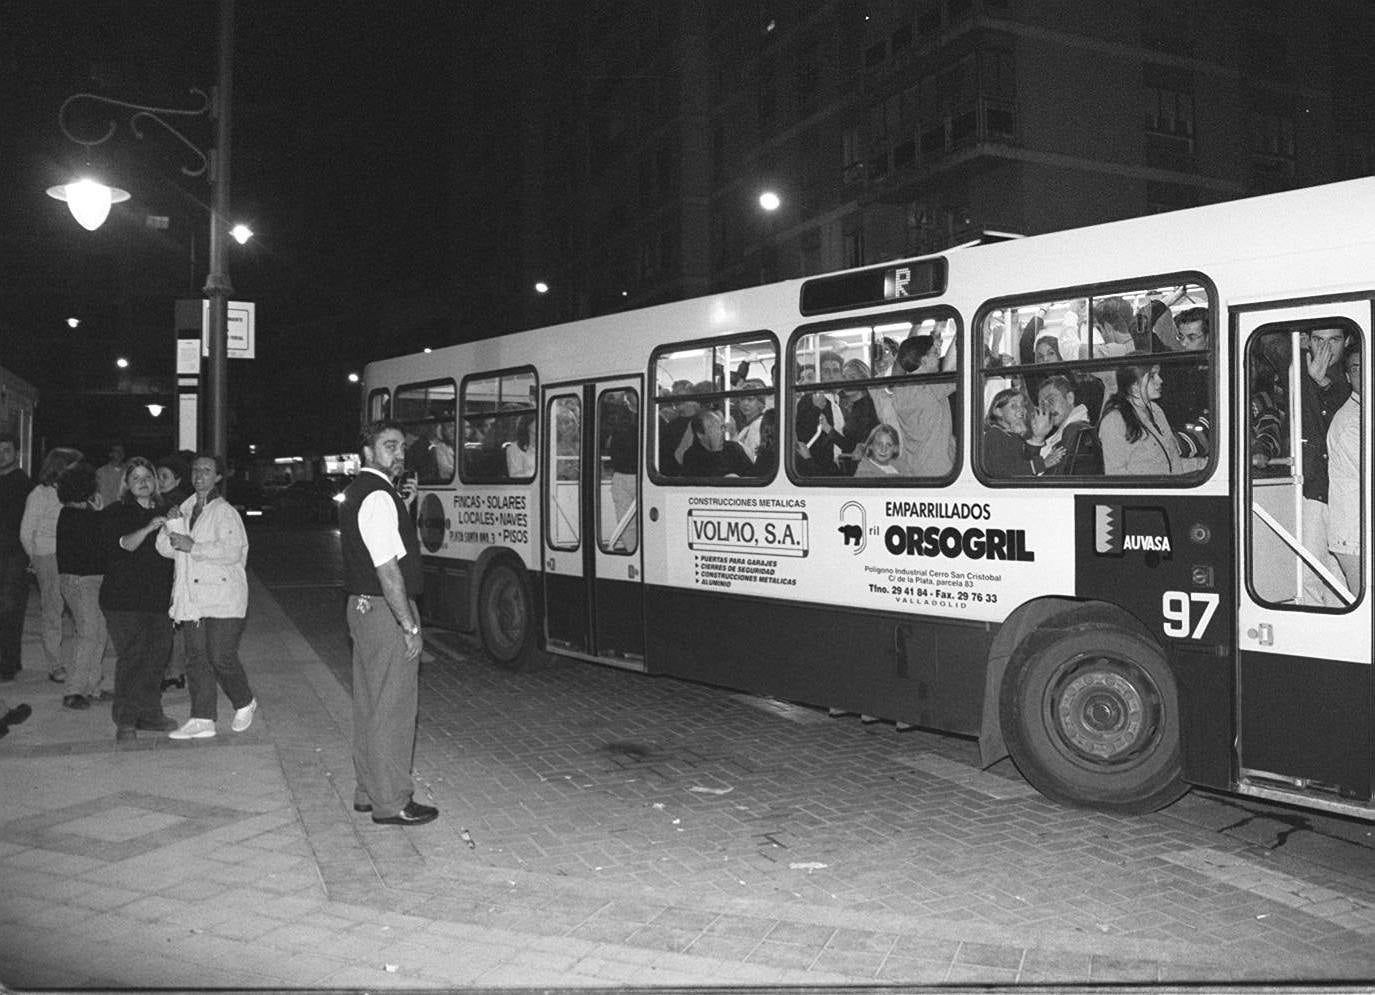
[971,270,1217,489]
[458,364,539,486]
[647,329,780,487]
[785,304,963,487]
[546,391,582,552]
[393,377,457,487]
[1244,316,1364,616]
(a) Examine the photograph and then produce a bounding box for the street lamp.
[46,0,238,462]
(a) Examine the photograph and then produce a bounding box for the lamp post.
[46,0,237,461]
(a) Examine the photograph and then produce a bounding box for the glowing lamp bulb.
[47,178,130,231]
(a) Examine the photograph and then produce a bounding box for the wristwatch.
[402,622,421,637]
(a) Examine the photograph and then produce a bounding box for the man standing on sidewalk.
[338,421,438,826]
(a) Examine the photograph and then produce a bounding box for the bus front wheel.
[1000,623,1187,814]
[478,561,544,672]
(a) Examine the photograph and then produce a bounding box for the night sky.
[0,1,467,457]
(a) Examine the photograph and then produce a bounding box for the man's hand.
[402,628,423,661]
[1306,336,1336,385]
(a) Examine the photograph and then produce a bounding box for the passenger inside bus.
[853,424,904,477]
[1249,344,1288,470]
[837,360,878,473]
[982,388,1064,477]
[505,414,536,478]
[795,363,845,476]
[656,380,693,476]
[601,391,638,549]
[873,333,957,477]
[1036,375,1101,475]
[1156,306,1211,459]
[1099,364,1206,476]
[1297,327,1353,606]
[682,410,755,477]
[1327,345,1362,594]
[732,379,769,463]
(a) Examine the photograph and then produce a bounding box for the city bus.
[363,178,1371,819]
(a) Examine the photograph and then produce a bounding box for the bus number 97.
[1161,591,1220,640]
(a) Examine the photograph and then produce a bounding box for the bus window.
[597,388,638,554]
[977,280,1212,482]
[393,380,455,485]
[1248,323,1363,609]
[790,310,959,481]
[650,333,776,481]
[548,395,581,549]
[460,368,537,483]
[367,388,389,422]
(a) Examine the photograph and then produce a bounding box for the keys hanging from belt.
[354,595,373,615]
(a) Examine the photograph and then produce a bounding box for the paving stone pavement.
[1,571,1373,988]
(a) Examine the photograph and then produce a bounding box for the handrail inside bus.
[1251,502,1355,607]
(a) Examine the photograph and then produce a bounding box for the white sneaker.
[230,698,258,733]
[169,718,216,740]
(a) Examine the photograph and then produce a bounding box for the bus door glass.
[543,389,588,653]
[593,380,645,664]
[1235,299,1370,800]
[541,380,646,669]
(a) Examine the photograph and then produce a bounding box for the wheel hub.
[1055,668,1148,761]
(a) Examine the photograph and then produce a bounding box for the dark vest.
[339,471,423,597]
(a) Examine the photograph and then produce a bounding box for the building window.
[1248,109,1295,192]
[799,229,822,275]
[1144,83,1196,169]
[759,56,776,124]
[1145,181,1199,214]
[1144,85,1194,142]
[795,39,819,112]
[842,223,864,268]
[842,126,863,183]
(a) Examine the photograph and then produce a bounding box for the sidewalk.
[1,573,1370,988]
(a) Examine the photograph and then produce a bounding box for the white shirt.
[357,468,408,568]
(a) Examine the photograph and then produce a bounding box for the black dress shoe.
[115,727,137,743]
[2,704,32,726]
[353,803,373,813]
[372,801,439,826]
[135,715,180,733]
[62,694,90,710]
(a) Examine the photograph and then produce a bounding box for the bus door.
[1235,297,1370,805]
[541,378,646,670]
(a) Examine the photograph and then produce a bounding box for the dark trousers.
[346,596,418,818]
[105,610,174,728]
[0,553,29,678]
[184,616,252,720]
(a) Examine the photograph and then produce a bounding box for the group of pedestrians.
[0,439,257,744]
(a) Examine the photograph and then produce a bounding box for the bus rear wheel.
[1000,623,1187,814]
[478,561,544,672]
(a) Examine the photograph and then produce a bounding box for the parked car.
[275,476,350,524]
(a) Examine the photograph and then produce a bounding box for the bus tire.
[1000,623,1187,814]
[477,561,545,672]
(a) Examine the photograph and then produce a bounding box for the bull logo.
[838,500,866,555]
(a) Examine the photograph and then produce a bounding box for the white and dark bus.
[363,179,1371,819]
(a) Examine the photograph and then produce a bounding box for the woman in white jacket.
[156,454,257,740]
